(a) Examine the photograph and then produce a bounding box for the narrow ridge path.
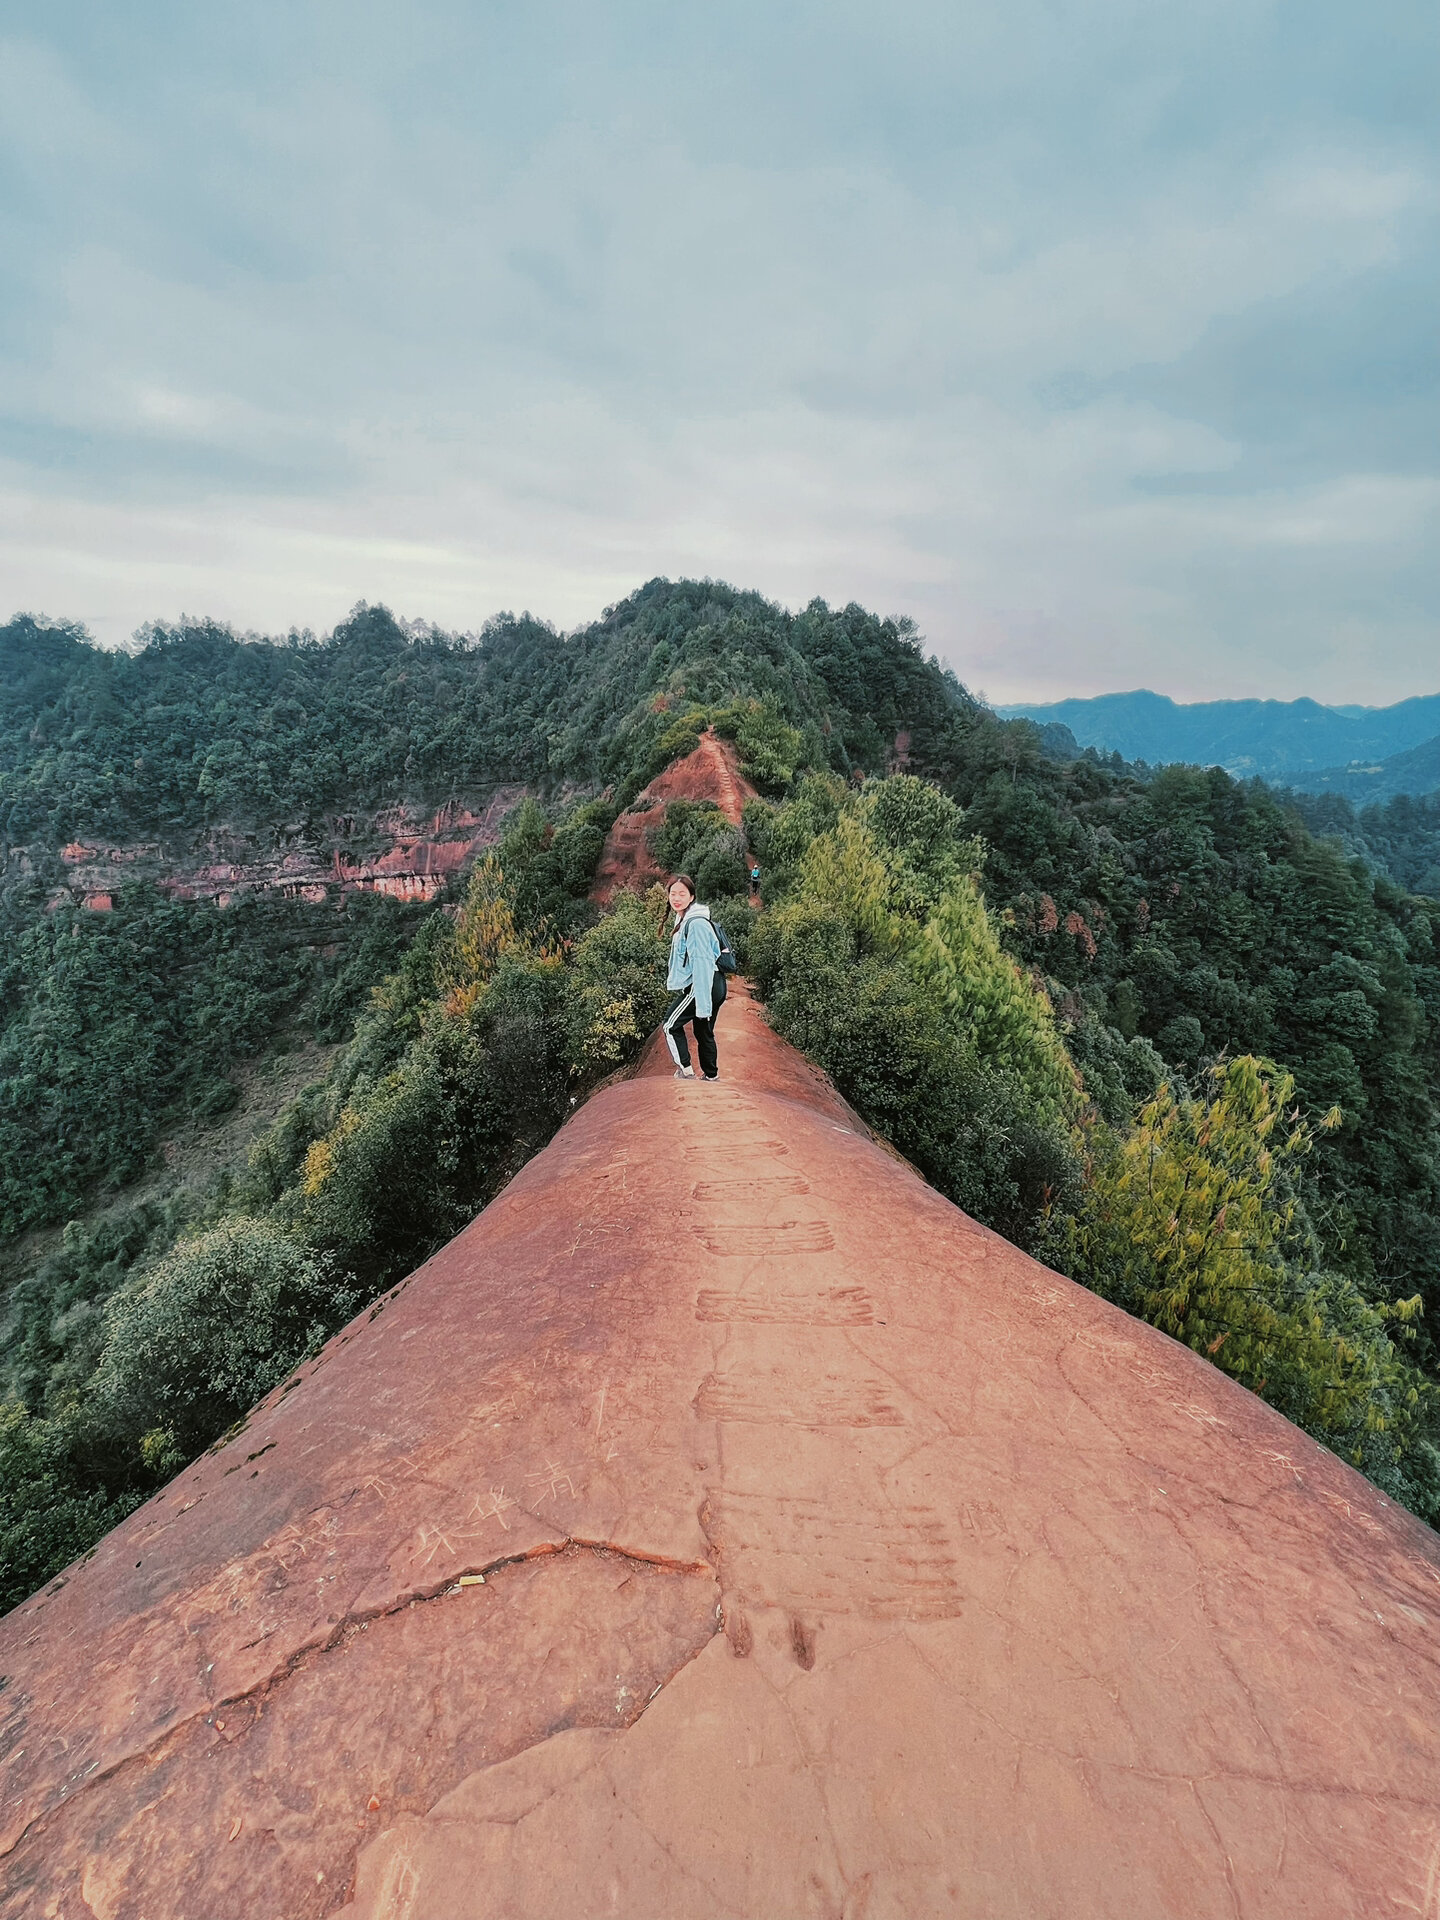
[592,730,756,903]
[3,989,1439,1918]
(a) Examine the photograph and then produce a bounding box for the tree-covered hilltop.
[0,581,963,845]
[3,576,1440,1605]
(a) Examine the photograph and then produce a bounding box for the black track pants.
[664,975,726,1077]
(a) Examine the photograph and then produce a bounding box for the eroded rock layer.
[3,990,1439,1917]
[15,788,525,912]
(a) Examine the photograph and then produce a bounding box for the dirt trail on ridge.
[3,986,1440,1917]
[592,730,756,902]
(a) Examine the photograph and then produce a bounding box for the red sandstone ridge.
[592,730,756,902]
[4,991,1440,1917]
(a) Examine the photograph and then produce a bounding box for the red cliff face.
[592,731,756,902]
[3,991,1439,1918]
[27,789,527,912]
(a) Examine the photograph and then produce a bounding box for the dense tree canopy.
[939,748,1440,1343]
[0,583,959,844]
[1290,791,1440,902]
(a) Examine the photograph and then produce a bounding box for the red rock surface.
[4,991,1440,1917]
[26,790,526,913]
[592,731,756,902]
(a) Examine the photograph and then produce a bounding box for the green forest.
[3,578,1439,1607]
[1289,790,1440,903]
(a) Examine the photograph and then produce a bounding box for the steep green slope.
[0,885,426,1241]
[937,744,1440,1340]
[1290,792,1440,900]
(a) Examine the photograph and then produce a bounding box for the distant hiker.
[749,862,761,897]
[664,874,725,1081]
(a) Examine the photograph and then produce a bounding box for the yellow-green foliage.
[749,788,1084,1251]
[722,700,806,792]
[300,1106,359,1198]
[653,707,709,766]
[790,804,1077,1124]
[859,774,982,915]
[1064,1056,1430,1456]
[438,853,527,1015]
[563,888,673,1074]
[916,880,1080,1128]
[302,854,545,1200]
[795,812,897,950]
[567,993,644,1073]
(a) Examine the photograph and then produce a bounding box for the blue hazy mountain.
[1292,732,1440,805]
[998,689,1440,782]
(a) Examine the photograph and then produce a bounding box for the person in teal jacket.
[663,874,725,1080]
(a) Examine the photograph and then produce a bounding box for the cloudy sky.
[1,1,1435,702]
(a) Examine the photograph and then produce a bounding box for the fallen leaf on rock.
[228,1818,242,1842]
[367,1795,380,1811]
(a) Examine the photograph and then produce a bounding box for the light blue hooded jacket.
[667,902,721,1019]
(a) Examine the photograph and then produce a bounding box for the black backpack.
[713,923,738,975]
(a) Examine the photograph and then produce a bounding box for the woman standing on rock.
[663,874,725,1081]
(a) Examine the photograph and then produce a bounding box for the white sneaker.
[674,1066,695,1079]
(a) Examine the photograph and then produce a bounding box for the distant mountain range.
[1296,733,1440,806]
[999,689,1440,797]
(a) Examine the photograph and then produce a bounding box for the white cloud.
[0,1,1435,703]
